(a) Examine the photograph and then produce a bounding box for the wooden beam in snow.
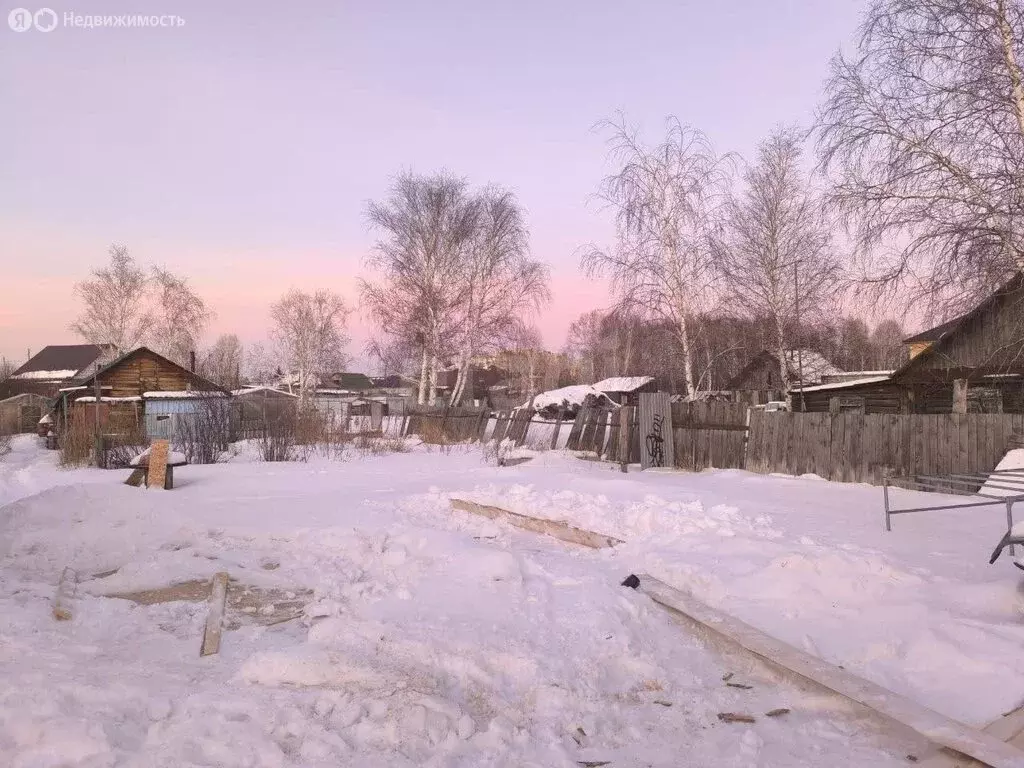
[450,498,622,549]
[636,574,1024,768]
[199,571,229,657]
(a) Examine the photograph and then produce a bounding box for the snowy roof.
[8,344,115,382]
[10,369,80,381]
[527,385,617,411]
[75,396,143,403]
[143,391,228,399]
[592,376,655,393]
[781,351,841,384]
[797,375,893,393]
[232,386,297,398]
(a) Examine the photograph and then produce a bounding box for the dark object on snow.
[726,682,753,690]
[989,531,1024,569]
[621,574,640,589]
[765,708,790,717]
[717,712,756,724]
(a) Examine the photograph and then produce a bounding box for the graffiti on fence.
[639,392,674,470]
[645,413,666,467]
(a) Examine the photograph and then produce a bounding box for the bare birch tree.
[581,116,733,398]
[448,188,550,406]
[200,334,244,390]
[270,290,350,406]
[818,0,1024,315]
[150,267,213,366]
[363,172,478,405]
[71,244,212,364]
[71,244,152,352]
[716,127,843,397]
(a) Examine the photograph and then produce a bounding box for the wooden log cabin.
[55,346,228,441]
[799,273,1024,414]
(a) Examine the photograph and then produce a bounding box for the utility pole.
[793,262,805,413]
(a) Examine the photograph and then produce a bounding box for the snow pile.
[526,385,614,417]
[468,465,1024,726]
[593,376,654,393]
[0,442,917,766]
[463,483,782,542]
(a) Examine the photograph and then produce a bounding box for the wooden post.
[829,396,840,415]
[618,406,633,472]
[475,409,488,442]
[93,375,103,468]
[550,407,564,450]
[200,571,229,657]
[953,378,968,414]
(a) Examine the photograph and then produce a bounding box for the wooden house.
[0,343,116,399]
[799,273,1024,414]
[726,350,841,393]
[55,346,228,441]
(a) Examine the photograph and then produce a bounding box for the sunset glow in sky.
[0,0,865,370]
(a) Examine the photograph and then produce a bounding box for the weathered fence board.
[566,409,588,451]
[639,393,674,469]
[745,412,1024,486]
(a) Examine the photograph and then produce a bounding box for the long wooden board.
[147,439,170,490]
[199,571,229,657]
[450,498,622,549]
[919,706,1024,766]
[636,575,1024,768]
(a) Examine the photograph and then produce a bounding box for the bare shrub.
[59,410,94,467]
[419,416,449,446]
[255,406,298,462]
[105,428,150,469]
[0,432,11,459]
[174,395,231,464]
[351,434,411,457]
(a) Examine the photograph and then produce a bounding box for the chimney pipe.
[189,351,196,372]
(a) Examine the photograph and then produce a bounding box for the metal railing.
[883,467,1024,554]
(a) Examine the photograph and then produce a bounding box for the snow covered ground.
[2,434,1022,766]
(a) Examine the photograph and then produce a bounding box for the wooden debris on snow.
[450,498,622,549]
[53,566,78,621]
[636,574,1024,768]
[199,572,229,657]
[718,712,756,724]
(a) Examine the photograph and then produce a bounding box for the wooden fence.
[394,400,1024,487]
[745,411,1024,486]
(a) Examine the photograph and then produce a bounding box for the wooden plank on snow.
[636,574,1024,768]
[450,498,622,549]
[199,571,229,657]
[147,439,170,490]
[917,705,1024,766]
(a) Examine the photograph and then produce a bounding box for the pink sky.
[0,220,611,371]
[0,0,867,372]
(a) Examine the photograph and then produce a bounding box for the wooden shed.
[0,392,50,434]
[56,346,228,440]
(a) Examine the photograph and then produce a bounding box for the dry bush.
[175,395,231,464]
[59,410,94,467]
[0,431,11,459]
[350,434,411,457]
[105,428,150,469]
[419,416,449,446]
[255,406,299,462]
